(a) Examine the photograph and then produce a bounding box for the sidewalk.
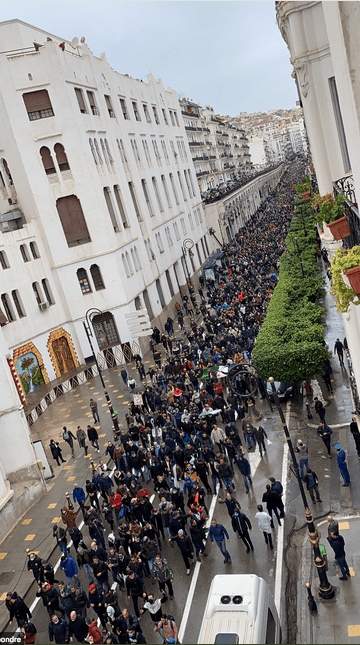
[299,515,360,645]
[0,311,192,631]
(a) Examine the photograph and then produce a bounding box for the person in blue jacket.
[72,484,85,513]
[209,519,232,563]
[59,555,79,587]
[335,443,350,486]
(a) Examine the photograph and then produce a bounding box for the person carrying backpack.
[154,614,180,644]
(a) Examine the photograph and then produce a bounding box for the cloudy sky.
[0,1,298,115]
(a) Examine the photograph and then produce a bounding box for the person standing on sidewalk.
[317,421,333,457]
[62,426,76,459]
[335,443,351,486]
[209,519,232,564]
[90,399,100,424]
[328,532,351,580]
[303,468,322,503]
[349,416,360,458]
[314,397,326,423]
[76,426,88,455]
[254,504,273,550]
[334,338,345,366]
[87,424,100,453]
[295,440,310,478]
[269,477,285,518]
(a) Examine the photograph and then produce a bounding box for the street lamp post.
[84,308,120,440]
[268,377,335,600]
[209,226,223,248]
[182,238,194,284]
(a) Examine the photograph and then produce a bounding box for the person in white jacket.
[211,425,227,454]
[254,504,273,550]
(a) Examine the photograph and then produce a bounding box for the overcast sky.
[0,1,298,115]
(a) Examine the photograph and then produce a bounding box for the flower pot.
[344,265,360,296]
[301,190,311,202]
[327,215,350,240]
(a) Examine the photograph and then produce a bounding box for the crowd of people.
[5,163,306,644]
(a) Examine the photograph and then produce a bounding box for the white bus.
[198,574,281,644]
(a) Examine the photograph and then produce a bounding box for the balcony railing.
[333,175,360,249]
[189,141,202,146]
[185,126,197,131]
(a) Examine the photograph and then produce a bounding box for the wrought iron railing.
[333,175,360,249]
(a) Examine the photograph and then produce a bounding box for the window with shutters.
[198,207,203,223]
[104,95,116,118]
[131,139,141,168]
[77,268,92,294]
[30,241,40,259]
[181,141,188,161]
[87,91,99,115]
[101,139,109,164]
[152,177,164,212]
[141,179,154,217]
[184,170,192,198]
[103,187,119,232]
[89,139,97,165]
[173,222,180,241]
[174,110,179,127]
[0,251,9,269]
[162,109,168,125]
[132,101,141,121]
[113,185,129,228]
[117,139,128,166]
[188,168,195,195]
[20,244,30,262]
[11,290,25,317]
[74,88,87,114]
[105,139,114,164]
[161,175,172,208]
[152,141,162,167]
[194,209,199,226]
[134,246,142,269]
[32,282,43,305]
[119,98,130,120]
[54,143,70,171]
[40,146,56,175]
[180,217,187,235]
[131,248,139,272]
[155,232,164,253]
[177,171,187,200]
[165,226,173,246]
[41,278,54,305]
[23,90,54,120]
[152,106,160,124]
[90,264,105,290]
[169,110,175,126]
[169,173,179,204]
[189,212,194,230]
[122,253,130,277]
[2,159,13,185]
[113,185,128,228]
[170,141,178,163]
[1,293,15,321]
[94,139,103,164]
[177,141,183,162]
[56,195,91,247]
[128,182,142,221]
[143,104,151,123]
[142,140,152,168]
[161,141,170,165]
[126,251,134,275]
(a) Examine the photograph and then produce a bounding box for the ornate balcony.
[333,175,360,249]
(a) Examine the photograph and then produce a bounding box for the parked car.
[266,381,294,401]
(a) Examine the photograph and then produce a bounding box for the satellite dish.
[70,37,79,49]
[80,36,86,44]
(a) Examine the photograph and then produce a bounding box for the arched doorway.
[52,336,76,375]
[143,289,154,320]
[156,278,166,309]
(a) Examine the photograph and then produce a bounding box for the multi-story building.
[180,99,252,193]
[0,19,210,527]
[276,0,360,407]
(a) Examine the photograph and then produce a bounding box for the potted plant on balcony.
[315,191,350,240]
[330,245,360,312]
[295,176,311,202]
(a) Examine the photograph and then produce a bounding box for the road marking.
[273,400,290,623]
[178,484,219,644]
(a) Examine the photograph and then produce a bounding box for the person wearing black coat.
[189,518,208,560]
[253,426,268,457]
[262,485,282,527]
[126,571,147,617]
[218,492,241,518]
[88,584,107,628]
[27,553,44,582]
[194,458,212,494]
[68,611,89,643]
[36,583,65,618]
[70,585,90,618]
[48,615,70,644]
[8,593,32,627]
[349,416,360,457]
[169,531,194,573]
[231,510,254,552]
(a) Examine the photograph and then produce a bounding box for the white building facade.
[276,1,360,409]
[0,19,210,393]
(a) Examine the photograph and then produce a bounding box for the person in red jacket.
[109,491,122,525]
[85,616,102,644]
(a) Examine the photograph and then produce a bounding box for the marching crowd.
[5,164,305,644]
